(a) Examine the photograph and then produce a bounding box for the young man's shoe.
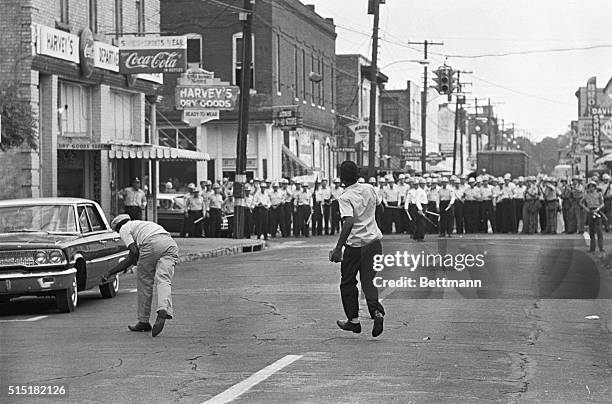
[152,309,167,337]
[336,320,361,333]
[128,322,152,332]
[372,311,384,337]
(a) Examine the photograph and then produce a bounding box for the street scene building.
[0,0,207,219]
[159,0,337,183]
[1,1,612,403]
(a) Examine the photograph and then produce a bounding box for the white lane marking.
[202,354,303,404]
[120,288,137,293]
[0,315,48,322]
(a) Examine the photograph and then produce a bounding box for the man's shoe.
[372,311,384,337]
[128,322,152,332]
[336,320,361,333]
[152,310,167,337]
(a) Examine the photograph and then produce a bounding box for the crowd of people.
[158,171,609,253]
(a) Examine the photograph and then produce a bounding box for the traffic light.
[432,66,454,96]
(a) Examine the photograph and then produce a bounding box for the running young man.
[329,161,385,337]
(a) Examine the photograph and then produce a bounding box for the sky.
[306,0,612,142]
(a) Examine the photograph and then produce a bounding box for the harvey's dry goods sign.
[118,36,187,74]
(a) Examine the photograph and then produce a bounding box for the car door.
[88,204,128,271]
[77,204,111,286]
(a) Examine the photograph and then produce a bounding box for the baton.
[306,212,313,225]
[425,210,440,217]
[405,209,412,221]
[193,217,204,224]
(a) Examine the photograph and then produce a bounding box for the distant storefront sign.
[222,158,257,170]
[35,24,79,63]
[274,109,303,131]
[182,110,220,126]
[175,85,239,109]
[118,36,187,74]
[93,41,119,72]
[58,142,111,150]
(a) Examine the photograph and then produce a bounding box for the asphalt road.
[1,234,611,403]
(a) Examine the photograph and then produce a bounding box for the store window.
[158,127,197,151]
[186,34,202,67]
[89,0,98,33]
[114,0,123,36]
[110,90,136,140]
[232,32,255,89]
[58,0,69,24]
[136,0,145,34]
[58,82,91,138]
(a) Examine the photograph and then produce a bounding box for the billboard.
[175,85,239,110]
[118,36,187,74]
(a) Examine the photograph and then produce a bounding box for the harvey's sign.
[118,36,187,74]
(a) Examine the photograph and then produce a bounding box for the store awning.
[282,145,313,177]
[595,153,612,165]
[108,144,209,161]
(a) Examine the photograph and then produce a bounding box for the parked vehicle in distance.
[0,198,128,312]
[156,193,230,236]
[477,150,530,178]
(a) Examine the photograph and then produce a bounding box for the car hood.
[0,232,80,250]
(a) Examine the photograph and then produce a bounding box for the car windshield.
[0,205,78,234]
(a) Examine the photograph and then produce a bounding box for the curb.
[177,241,266,264]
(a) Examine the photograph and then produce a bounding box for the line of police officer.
[366,172,612,239]
[178,172,612,243]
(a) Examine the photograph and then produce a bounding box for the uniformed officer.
[222,192,234,238]
[281,179,293,237]
[451,177,465,235]
[581,180,605,252]
[404,178,419,238]
[291,178,300,237]
[208,184,224,238]
[499,174,517,233]
[330,178,343,235]
[543,177,559,234]
[490,177,501,233]
[253,183,271,240]
[312,182,324,236]
[426,178,439,234]
[184,184,205,238]
[268,182,285,237]
[474,176,485,232]
[414,178,428,241]
[560,177,574,233]
[572,176,586,233]
[382,176,401,234]
[522,176,540,234]
[463,178,478,233]
[295,182,312,237]
[438,177,455,237]
[199,180,214,237]
[320,179,333,235]
[514,177,526,232]
[396,174,410,234]
[479,176,495,233]
[119,177,147,220]
[600,173,612,232]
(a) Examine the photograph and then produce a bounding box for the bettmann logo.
[124,51,182,71]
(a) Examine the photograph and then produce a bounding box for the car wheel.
[99,275,119,298]
[56,274,78,313]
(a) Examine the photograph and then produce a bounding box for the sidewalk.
[174,237,266,264]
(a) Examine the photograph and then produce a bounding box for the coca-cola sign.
[118,35,187,74]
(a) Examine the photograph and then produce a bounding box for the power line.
[445,44,612,59]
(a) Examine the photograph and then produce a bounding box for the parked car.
[0,198,128,312]
[156,193,230,236]
[157,193,186,233]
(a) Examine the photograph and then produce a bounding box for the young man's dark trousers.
[340,239,385,320]
[331,200,340,235]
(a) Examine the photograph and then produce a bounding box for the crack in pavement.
[171,376,208,403]
[27,358,123,384]
[239,296,282,316]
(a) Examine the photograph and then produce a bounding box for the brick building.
[159,0,337,182]
[0,0,207,217]
[335,54,387,168]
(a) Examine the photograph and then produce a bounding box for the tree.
[0,83,37,151]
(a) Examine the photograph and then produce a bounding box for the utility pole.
[452,70,471,175]
[367,0,383,178]
[408,40,443,173]
[233,0,254,239]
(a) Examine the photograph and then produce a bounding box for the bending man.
[104,214,179,337]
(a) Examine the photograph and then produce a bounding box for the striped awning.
[108,144,209,161]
